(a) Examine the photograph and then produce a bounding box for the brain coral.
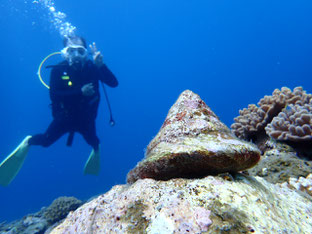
[231,87,312,144]
[43,196,83,224]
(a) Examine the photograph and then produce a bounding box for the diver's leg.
[79,120,100,175]
[78,120,100,151]
[28,119,68,147]
[0,119,68,186]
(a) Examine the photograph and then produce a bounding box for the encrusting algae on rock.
[50,175,312,233]
[127,90,261,183]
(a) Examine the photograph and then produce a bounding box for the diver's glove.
[89,42,104,67]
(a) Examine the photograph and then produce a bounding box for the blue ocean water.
[0,0,311,222]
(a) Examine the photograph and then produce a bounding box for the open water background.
[0,0,311,222]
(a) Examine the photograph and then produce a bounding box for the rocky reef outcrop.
[51,174,312,233]
[3,89,312,233]
[49,89,312,233]
[247,140,312,184]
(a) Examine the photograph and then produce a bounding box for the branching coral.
[231,87,312,144]
[265,101,312,142]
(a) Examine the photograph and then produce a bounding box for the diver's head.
[61,36,88,67]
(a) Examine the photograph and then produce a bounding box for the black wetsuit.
[28,60,118,150]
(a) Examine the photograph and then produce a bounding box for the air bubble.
[32,0,76,37]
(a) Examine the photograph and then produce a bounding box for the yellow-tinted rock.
[127,90,260,183]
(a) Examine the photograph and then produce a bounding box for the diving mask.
[61,45,88,65]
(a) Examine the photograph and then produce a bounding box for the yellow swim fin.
[83,146,100,176]
[0,136,32,186]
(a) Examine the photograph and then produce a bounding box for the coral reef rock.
[51,175,312,233]
[247,141,312,184]
[127,90,260,183]
[0,196,83,234]
[283,174,312,197]
[231,86,312,144]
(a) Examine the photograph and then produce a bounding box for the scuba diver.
[0,35,118,186]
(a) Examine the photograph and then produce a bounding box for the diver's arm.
[89,42,118,87]
[98,64,118,87]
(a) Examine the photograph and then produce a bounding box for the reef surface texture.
[127,90,260,183]
[248,141,312,184]
[51,174,312,233]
